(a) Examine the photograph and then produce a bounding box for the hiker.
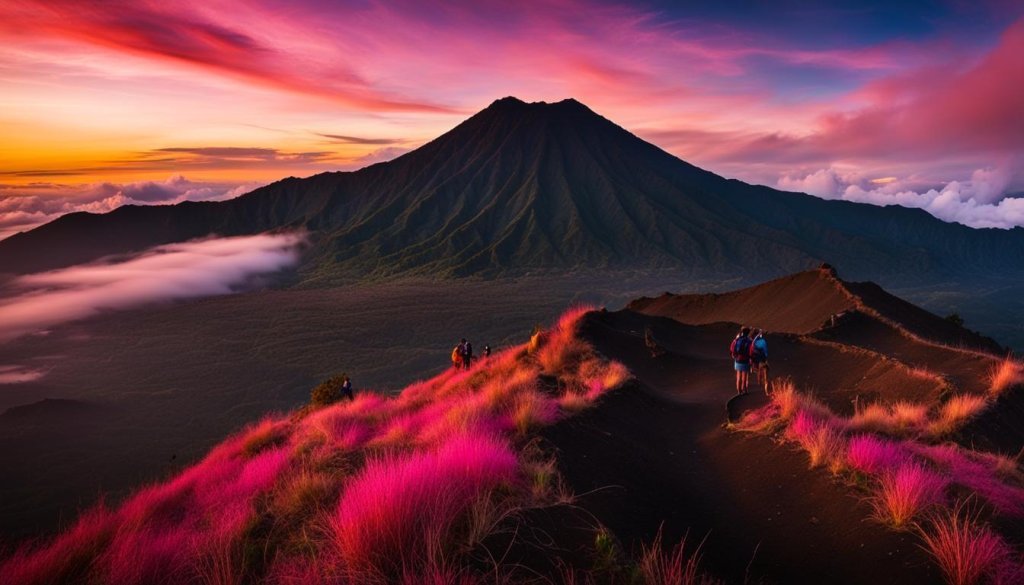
[483,344,491,358]
[463,339,474,370]
[750,328,769,394]
[341,374,355,402]
[451,342,464,369]
[730,327,753,394]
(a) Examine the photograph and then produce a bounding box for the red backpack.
[730,336,751,363]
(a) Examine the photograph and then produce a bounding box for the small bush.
[311,375,348,407]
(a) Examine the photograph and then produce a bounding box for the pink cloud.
[0,1,457,113]
[720,20,1024,164]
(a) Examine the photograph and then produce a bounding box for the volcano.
[3,97,1024,288]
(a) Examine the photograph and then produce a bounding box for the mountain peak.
[484,96,593,115]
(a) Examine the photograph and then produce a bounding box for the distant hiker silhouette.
[483,344,491,358]
[730,327,753,394]
[750,328,769,394]
[341,375,354,402]
[463,340,474,370]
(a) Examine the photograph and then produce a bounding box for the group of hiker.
[451,338,491,370]
[730,327,769,395]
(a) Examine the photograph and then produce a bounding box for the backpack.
[730,336,751,362]
[750,337,766,361]
[452,346,462,364]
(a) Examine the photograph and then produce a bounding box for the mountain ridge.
[2,97,1023,287]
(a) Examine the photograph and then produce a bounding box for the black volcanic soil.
[541,310,943,584]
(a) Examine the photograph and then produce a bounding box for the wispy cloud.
[315,133,403,146]
[0,0,457,113]
[0,233,306,343]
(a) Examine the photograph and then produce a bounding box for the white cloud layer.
[0,175,263,240]
[0,232,305,343]
[777,164,1024,229]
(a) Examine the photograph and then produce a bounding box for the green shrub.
[311,374,347,407]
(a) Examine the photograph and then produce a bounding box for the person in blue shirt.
[750,329,770,394]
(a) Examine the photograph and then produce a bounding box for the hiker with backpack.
[730,327,753,395]
[750,328,769,394]
[452,340,465,370]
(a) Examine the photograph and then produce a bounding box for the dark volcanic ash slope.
[629,265,1003,354]
[2,98,1024,287]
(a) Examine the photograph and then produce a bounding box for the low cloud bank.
[0,176,263,240]
[0,232,305,343]
[777,164,1024,229]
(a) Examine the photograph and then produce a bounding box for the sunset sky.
[1,0,1022,238]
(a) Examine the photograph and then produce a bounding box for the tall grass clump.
[919,504,1012,585]
[332,432,518,581]
[786,411,846,471]
[872,463,946,528]
[928,395,989,437]
[638,530,717,585]
[989,356,1024,396]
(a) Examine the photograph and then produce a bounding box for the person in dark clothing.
[463,340,473,370]
[483,344,491,358]
[341,375,354,402]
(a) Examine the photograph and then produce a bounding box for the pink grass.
[846,435,909,475]
[0,505,116,585]
[913,444,1024,518]
[505,391,560,435]
[872,463,947,527]
[100,524,194,585]
[919,504,1012,585]
[786,411,846,470]
[332,432,518,579]
[0,307,637,585]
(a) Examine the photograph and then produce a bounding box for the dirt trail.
[542,310,942,584]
